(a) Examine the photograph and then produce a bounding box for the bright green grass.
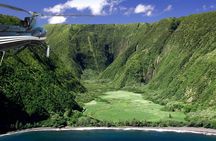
[84,91,186,122]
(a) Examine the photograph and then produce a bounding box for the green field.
[84,91,186,122]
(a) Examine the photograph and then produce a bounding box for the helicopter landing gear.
[0,51,5,66]
[46,45,50,58]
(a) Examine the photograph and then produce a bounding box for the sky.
[0,0,216,26]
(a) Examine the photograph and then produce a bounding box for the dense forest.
[1,11,216,133]
[0,15,85,133]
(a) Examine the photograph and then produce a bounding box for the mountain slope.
[100,12,216,124]
[0,16,85,133]
[46,11,216,126]
[100,18,179,87]
[1,10,216,132]
[45,24,147,78]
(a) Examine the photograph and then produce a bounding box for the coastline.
[1,127,216,137]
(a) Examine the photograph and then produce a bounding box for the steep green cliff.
[101,12,216,124]
[0,16,85,133]
[2,10,216,132]
[46,11,216,126]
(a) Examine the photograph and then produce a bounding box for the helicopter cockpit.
[21,16,47,38]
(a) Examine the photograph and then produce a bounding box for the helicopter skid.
[0,36,46,51]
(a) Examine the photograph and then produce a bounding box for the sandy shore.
[1,127,216,137]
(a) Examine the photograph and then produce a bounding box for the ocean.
[0,130,216,141]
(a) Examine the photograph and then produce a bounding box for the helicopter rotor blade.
[0,3,32,15]
[0,3,99,17]
[0,3,101,17]
[40,14,98,17]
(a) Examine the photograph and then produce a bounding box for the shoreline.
[1,127,216,137]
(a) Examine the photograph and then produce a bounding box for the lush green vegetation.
[0,14,21,25]
[72,11,216,128]
[84,90,186,122]
[0,15,85,133]
[97,12,216,127]
[2,11,216,133]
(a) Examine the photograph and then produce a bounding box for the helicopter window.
[24,17,31,27]
[21,20,28,28]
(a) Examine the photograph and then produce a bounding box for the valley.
[1,11,216,133]
[83,90,186,123]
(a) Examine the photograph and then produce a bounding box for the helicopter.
[0,3,95,65]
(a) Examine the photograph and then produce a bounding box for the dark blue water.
[0,130,216,141]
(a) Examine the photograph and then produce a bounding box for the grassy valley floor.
[77,80,186,126]
[84,90,186,123]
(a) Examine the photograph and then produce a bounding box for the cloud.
[164,5,172,12]
[107,0,125,14]
[124,7,135,16]
[48,16,67,24]
[202,5,207,10]
[119,6,133,15]
[202,4,215,11]
[134,4,155,16]
[44,0,123,23]
[44,4,66,14]
[210,5,215,9]
[65,0,109,15]
[44,0,123,15]
[120,4,172,17]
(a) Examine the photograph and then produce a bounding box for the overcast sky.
[0,0,216,25]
